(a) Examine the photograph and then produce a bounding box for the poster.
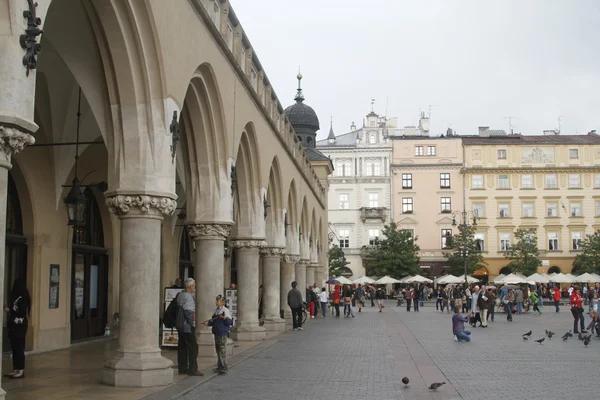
[225,289,237,327]
[161,287,183,347]
[49,264,60,309]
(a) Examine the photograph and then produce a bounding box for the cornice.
[391,163,463,170]
[465,166,600,174]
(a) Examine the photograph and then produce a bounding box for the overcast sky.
[231,0,600,140]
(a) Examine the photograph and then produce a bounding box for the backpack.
[163,293,180,329]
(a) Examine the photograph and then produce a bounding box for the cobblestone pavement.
[178,302,597,400]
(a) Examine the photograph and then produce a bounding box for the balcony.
[360,207,387,222]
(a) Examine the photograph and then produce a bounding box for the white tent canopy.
[456,274,480,283]
[491,274,506,283]
[329,276,354,285]
[398,276,413,283]
[376,275,402,284]
[548,273,574,283]
[436,275,463,285]
[526,273,550,283]
[405,275,433,283]
[574,272,600,282]
[496,273,533,285]
[353,275,376,285]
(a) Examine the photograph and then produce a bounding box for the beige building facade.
[464,133,600,278]
[391,135,464,277]
[0,0,330,396]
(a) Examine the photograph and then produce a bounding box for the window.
[440,173,450,189]
[497,149,507,159]
[365,162,373,176]
[569,149,579,159]
[545,174,557,189]
[441,229,452,249]
[572,232,583,250]
[415,146,424,156]
[473,203,485,218]
[595,174,600,188]
[498,174,509,189]
[368,229,380,245]
[440,197,451,213]
[474,232,485,251]
[597,201,600,216]
[523,202,534,218]
[336,160,352,177]
[338,229,349,248]
[569,174,581,189]
[369,134,376,144]
[240,47,247,72]
[427,146,436,156]
[472,175,484,189]
[402,173,412,189]
[521,174,533,189]
[547,202,558,217]
[339,193,349,209]
[368,192,379,207]
[373,161,381,176]
[548,232,559,251]
[250,66,258,91]
[226,24,234,51]
[500,232,511,251]
[571,202,582,217]
[499,203,510,218]
[402,198,413,213]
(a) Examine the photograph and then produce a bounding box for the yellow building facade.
[464,133,600,278]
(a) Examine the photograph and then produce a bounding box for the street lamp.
[451,207,478,286]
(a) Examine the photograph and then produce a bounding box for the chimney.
[543,130,559,136]
[478,126,490,137]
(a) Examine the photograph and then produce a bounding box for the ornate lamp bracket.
[20,0,43,77]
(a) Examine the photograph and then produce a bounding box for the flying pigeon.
[429,382,446,391]
[584,337,590,347]
[523,330,532,337]
[546,331,555,339]
[535,338,545,344]
[402,377,409,386]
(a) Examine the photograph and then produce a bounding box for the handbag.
[344,297,351,303]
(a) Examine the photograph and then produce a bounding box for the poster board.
[225,289,237,327]
[49,264,60,309]
[161,287,183,347]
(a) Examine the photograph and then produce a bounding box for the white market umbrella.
[353,275,376,285]
[574,272,600,283]
[406,275,433,284]
[456,274,480,283]
[497,273,528,285]
[549,273,573,283]
[491,274,506,284]
[527,273,550,284]
[399,276,413,283]
[376,275,402,284]
[329,276,354,285]
[436,275,463,285]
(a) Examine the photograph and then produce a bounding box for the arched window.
[548,266,561,274]
[499,266,512,275]
[373,161,381,176]
[369,134,376,144]
[341,267,353,278]
[365,162,373,176]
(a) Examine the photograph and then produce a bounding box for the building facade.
[464,132,600,277]
[316,111,393,278]
[390,135,464,277]
[0,0,330,395]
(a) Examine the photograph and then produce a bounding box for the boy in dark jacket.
[203,295,233,374]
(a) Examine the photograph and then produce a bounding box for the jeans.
[291,307,303,329]
[436,298,442,310]
[505,302,513,321]
[178,331,198,374]
[571,307,585,332]
[554,300,560,312]
[344,303,354,317]
[320,302,327,317]
[406,298,412,311]
[10,335,26,371]
[517,302,523,313]
[334,303,340,317]
[414,299,419,312]
[454,330,471,342]
[533,303,541,314]
[481,309,488,326]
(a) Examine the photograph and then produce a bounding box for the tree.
[328,244,349,278]
[443,224,486,276]
[365,221,420,278]
[573,232,600,274]
[505,229,541,276]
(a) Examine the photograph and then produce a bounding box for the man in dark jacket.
[287,281,304,330]
[176,278,203,376]
[204,294,233,375]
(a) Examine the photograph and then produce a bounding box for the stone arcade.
[0,0,331,397]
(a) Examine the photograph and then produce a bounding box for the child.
[452,306,473,342]
[530,291,541,316]
[592,292,599,314]
[586,311,600,336]
[203,294,233,375]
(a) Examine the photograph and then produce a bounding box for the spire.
[294,68,304,103]
[327,117,336,141]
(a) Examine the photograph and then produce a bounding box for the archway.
[499,266,513,275]
[341,267,353,278]
[71,188,108,342]
[548,266,561,274]
[473,267,489,285]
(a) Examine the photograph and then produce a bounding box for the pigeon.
[402,377,409,386]
[566,330,573,337]
[522,335,529,341]
[578,333,584,341]
[584,337,590,347]
[523,330,532,337]
[429,382,446,391]
[535,338,545,344]
[561,333,569,341]
[546,331,555,339]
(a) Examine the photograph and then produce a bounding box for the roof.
[284,102,319,131]
[304,146,331,162]
[462,133,600,145]
[316,131,358,147]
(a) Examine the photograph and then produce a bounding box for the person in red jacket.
[553,286,561,313]
[570,285,587,334]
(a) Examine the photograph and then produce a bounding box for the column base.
[103,350,173,387]
[226,337,235,357]
[263,317,286,333]
[282,309,293,327]
[230,323,266,341]
[0,388,5,400]
[197,330,217,358]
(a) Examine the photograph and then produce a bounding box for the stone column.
[0,127,34,399]
[188,223,231,357]
[280,254,298,326]
[306,264,316,289]
[295,259,309,302]
[230,240,266,341]
[260,247,285,333]
[103,195,177,387]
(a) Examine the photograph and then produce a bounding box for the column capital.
[0,125,35,164]
[260,246,285,257]
[105,194,177,217]
[283,254,300,263]
[231,239,267,249]
[188,223,232,240]
[297,259,310,266]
